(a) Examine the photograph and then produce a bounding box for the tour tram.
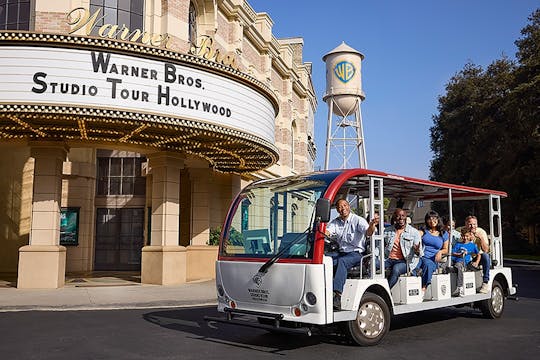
[204,169,517,345]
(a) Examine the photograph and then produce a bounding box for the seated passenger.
[382,208,422,289]
[443,216,461,248]
[417,211,449,295]
[451,228,480,297]
[326,199,377,310]
[464,215,490,294]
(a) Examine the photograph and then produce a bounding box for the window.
[188,1,197,47]
[0,0,31,30]
[97,157,146,195]
[89,0,144,38]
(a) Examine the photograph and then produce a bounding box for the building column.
[17,142,68,288]
[186,167,216,281]
[141,151,186,285]
[190,167,211,245]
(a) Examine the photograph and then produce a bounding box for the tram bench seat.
[346,254,392,279]
[347,264,368,279]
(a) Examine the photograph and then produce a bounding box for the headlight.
[305,292,317,305]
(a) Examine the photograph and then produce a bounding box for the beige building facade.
[0,0,317,288]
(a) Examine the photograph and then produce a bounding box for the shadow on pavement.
[390,306,486,332]
[65,271,141,287]
[143,306,352,352]
[0,271,143,289]
[142,304,497,351]
[0,273,16,288]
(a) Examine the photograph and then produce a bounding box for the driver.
[326,199,377,310]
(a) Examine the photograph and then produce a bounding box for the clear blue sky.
[248,0,538,179]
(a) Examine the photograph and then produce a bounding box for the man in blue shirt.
[326,199,377,310]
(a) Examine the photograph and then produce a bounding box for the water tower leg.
[324,100,334,170]
[356,104,367,168]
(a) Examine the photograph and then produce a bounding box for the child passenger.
[451,229,480,297]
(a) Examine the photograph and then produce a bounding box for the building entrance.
[94,208,145,271]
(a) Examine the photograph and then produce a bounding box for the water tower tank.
[322,42,365,116]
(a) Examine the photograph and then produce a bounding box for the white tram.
[205,169,517,345]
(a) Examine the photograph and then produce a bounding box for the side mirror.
[315,198,331,223]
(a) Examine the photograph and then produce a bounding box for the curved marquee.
[0,33,279,173]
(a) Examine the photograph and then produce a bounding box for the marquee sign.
[0,46,275,144]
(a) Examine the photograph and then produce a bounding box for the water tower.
[322,42,367,169]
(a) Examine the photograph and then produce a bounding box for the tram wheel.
[479,280,505,319]
[345,292,390,346]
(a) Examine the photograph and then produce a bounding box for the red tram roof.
[323,168,507,201]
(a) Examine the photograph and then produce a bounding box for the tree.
[430,9,540,252]
[507,9,540,234]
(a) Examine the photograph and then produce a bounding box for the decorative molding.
[0,103,278,174]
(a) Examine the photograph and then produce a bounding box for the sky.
[247,0,538,179]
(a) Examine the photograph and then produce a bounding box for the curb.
[0,300,217,313]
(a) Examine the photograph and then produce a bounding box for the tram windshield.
[220,176,329,259]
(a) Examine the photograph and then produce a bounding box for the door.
[94,208,145,271]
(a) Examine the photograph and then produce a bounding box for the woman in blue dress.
[417,210,449,293]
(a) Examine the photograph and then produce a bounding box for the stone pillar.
[141,152,186,285]
[190,167,211,246]
[186,167,217,281]
[18,142,68,288]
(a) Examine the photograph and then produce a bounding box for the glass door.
[94,208,144,271]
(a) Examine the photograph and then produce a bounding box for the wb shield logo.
[252,274,263,288]
[334,61,355,83]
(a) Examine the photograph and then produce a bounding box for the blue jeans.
[479,253,490,283]
[329,251,362,293]
[384,258,407,288]
[419,256,438,288]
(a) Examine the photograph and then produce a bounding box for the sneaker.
[479,283,489,294]
[459,287,465,297]
[333,292,342,311]
[452,287,462,297]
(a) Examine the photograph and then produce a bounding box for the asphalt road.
[0,263,538,360]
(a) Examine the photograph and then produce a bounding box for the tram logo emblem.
[252,274,263,288]
[334,61,355,83]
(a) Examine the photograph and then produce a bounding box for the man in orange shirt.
[382,208,422,288]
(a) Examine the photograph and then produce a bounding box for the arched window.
[0,0,31,30]
[89,0,144,38]
[188,1,197,48]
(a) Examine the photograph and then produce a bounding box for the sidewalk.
[0,273,217,312]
